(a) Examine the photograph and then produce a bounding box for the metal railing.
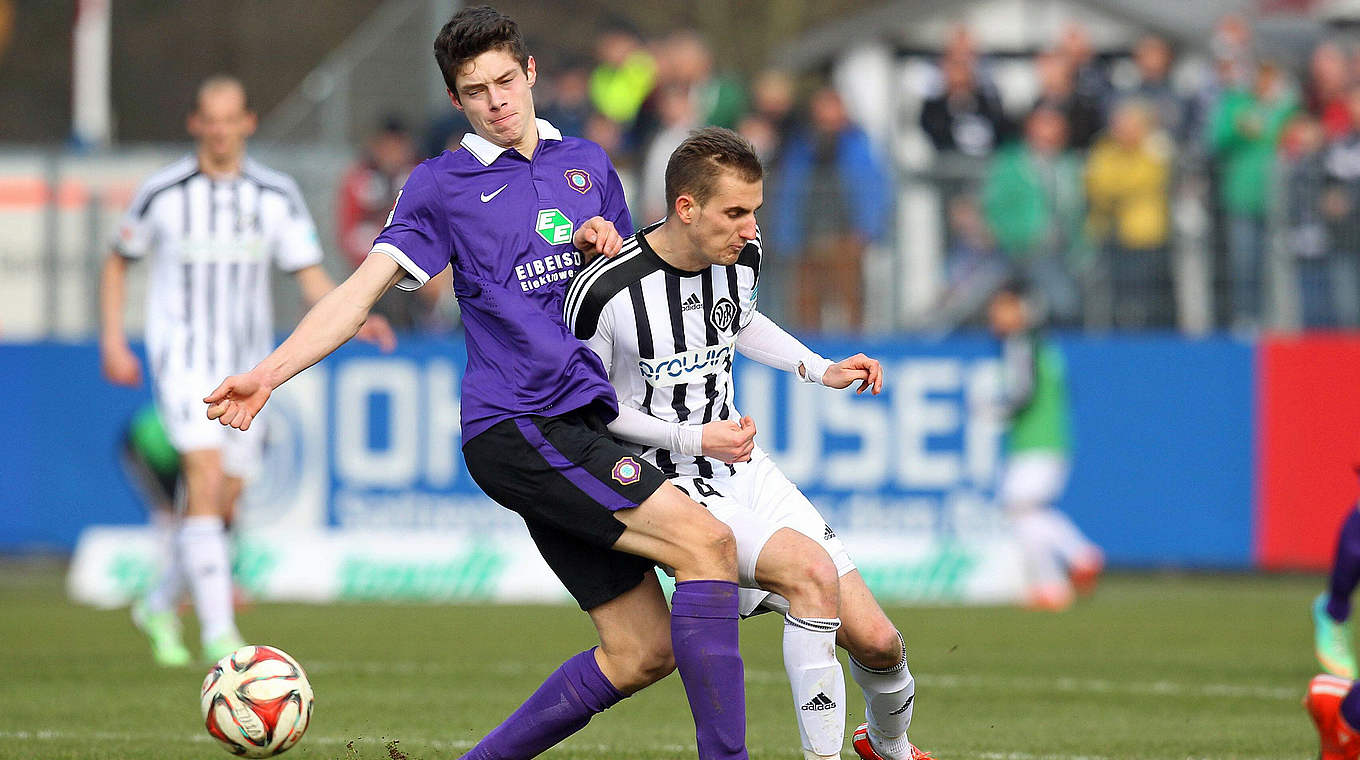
[257,0,458,147]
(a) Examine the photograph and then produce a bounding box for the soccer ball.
[200,645,314,757]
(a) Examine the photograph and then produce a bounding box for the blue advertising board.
[3,334,1254,567]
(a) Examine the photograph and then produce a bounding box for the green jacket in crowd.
[1208,88,1296,217]
[982,144,1089,265]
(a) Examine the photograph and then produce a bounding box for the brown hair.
[434,6,529,96]
[664,127,763,212]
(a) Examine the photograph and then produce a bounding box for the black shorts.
[462,405,667,610]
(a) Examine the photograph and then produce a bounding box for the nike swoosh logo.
[480,184,508,202]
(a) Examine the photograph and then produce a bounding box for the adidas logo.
[800,692,837,711]
[823,524,836,540]
[889,695,914,715]
[681,293,703,312]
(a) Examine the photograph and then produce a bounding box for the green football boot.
[131,600,192,667]
[1314,593,1358,679]
[202,631,247,665]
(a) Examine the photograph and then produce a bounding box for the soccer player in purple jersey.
[204,7,749,760]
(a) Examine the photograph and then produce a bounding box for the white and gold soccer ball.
[200,645,314,757]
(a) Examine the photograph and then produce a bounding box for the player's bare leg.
[179,449,243,661]
[611,481,738,581]
[836,571,926,760]
[753,529,844,760]
[588,573,677,692]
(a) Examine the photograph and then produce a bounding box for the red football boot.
[1305,673,1360,760]
[851,722,932,760]
[1068,550,1104,596]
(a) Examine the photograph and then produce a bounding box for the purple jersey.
[371,119,633,442]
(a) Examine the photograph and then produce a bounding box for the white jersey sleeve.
[736,310,833,385]
[113,156,197,259]
[114,187,156,259]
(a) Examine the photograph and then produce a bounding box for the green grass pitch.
[0,562,1327,759]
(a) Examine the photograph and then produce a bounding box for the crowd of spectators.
[928,16,1360,331]
[370,15,1360,335]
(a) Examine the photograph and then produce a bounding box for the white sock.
[784,615,844,759]
[1035,508,1099,566]
[849,632,915,760]
[1013,511,1067,588]
[179,515,237,643]
[143,512,184,615]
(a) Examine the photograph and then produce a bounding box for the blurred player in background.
[567,128,927,760]
[119,403,252,613]
[119,403,181,589]
[1313,475,1360,678]
[204,8,753,759]
[337,114,454,332]
[99,75,395,666]
[1306,673,1360,760]
[987,281,1103,610]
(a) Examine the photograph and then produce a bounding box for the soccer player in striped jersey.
[99,76,395,666]
[205,9,752,760]
[565,127,929,760]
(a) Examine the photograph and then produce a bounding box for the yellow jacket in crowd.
[1085,134,1171,251]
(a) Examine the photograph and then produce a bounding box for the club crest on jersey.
[710,297,737,333]
[612,456,642,485]
[564,169,592,194]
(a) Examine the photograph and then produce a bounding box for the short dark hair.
[434,6,530,96]
[664,127,763,212]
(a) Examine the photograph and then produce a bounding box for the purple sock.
[671,579,748,760]
[1328,508,1360,623]
[1342,681,1360,731]
[460,648,624,760]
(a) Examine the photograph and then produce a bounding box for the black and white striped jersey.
[114,155,323,382]
[565,221,762,478]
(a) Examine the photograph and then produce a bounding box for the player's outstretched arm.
[293,264,397,352]
[820,353,884,395]
[205,253,403,430]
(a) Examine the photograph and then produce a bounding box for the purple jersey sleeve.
[601,159,634,238]
[370,162,453,291]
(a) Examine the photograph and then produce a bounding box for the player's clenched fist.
[701,416,757,463]
[204,370,272,431]
[573,216,623,261]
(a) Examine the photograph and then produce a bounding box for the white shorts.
[154,371,266,480]
[669,446,855,617]
[999,450,1069,513]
